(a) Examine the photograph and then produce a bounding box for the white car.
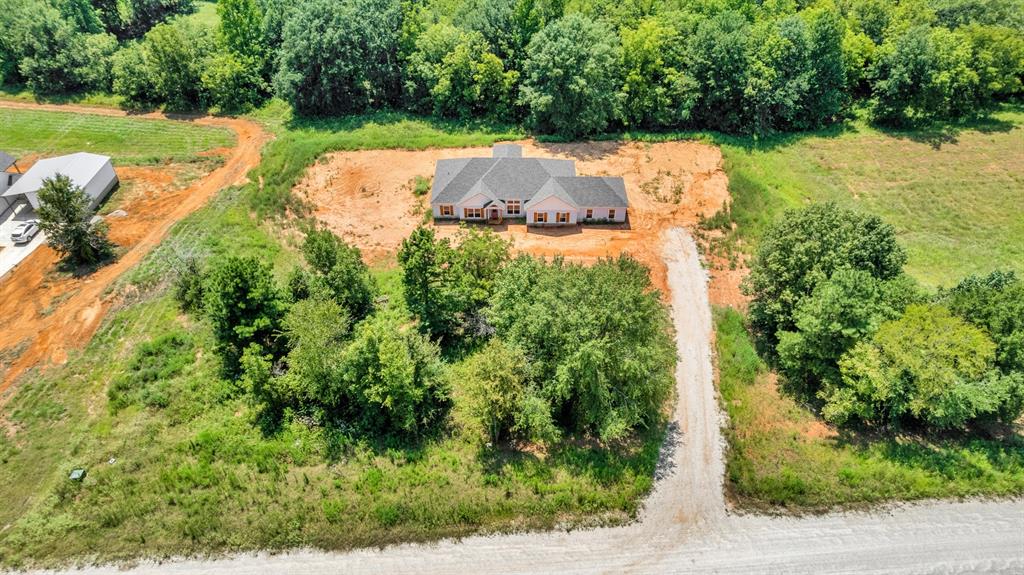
[10,220,40,244]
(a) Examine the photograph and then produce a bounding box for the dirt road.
[40,228,1024,574]
[0,102,268,400]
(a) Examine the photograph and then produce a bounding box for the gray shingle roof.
[431,147,626,209]
[0,152,16,172]
[554,177,628,207]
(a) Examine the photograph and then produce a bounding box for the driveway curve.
[40,228,1024,574]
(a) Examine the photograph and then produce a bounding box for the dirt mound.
[296,140,730,295]
[0,102,268,401]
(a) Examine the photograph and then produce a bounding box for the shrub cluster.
[746,202,1024,431]
[176,224,675,445]
[3,0,1022,132]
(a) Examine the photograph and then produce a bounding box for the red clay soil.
[0,101,268,402]
[296,140,732,296]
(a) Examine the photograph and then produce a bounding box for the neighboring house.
[1,152,118,212]
[0,151,21,217]
[430,144,628,225]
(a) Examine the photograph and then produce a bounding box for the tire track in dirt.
[0,101,268,403]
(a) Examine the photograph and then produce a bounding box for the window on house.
[464,207,482,218]
[608,209,616,219]
[585,209,593,219]
[440,205,453,217]
[506,200,521,215]
[556,212,569,223]
[533,212,547,223]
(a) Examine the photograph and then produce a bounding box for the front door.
[489,208,500,220]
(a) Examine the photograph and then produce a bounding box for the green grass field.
[0,107,234,165]
[716,106,1024,287]
[705,108,1024,508]
[714,307,1024,510]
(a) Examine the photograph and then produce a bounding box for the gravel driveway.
[35,228,1024,575]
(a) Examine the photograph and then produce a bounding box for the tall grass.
[714,306,1024,510]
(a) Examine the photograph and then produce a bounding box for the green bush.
[488,254,675,440]
[173,256,205,313]
[340,314,449,436]
[824,304,1024,429]
[300,228,376,321]
[203,255,284,372]
[108,332,194,411]
[744,202,907,361]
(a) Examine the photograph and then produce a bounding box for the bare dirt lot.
[0,102,267,398]
[295,140,730,295]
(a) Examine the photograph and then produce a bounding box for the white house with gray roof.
[430,144,628,225]
[1,152,118,212]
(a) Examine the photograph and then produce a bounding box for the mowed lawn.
[0,107,235,165]
[721,107,1024,287]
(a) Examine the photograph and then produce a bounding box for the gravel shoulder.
[31,228,1024,575]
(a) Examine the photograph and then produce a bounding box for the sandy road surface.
[0,101,268,400]
[38,229,1024,575]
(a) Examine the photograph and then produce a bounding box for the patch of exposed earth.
[0,101,269,401]
[295,140,730,296]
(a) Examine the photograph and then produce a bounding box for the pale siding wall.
[579,207,626,223]
[526,196,577,225]
[85,161,118,211]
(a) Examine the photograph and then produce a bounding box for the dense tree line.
[2,0,1021,131]
[173,225,674,443]
[745,203,1024,431]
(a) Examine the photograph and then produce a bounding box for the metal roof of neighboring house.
[431,146,626,209]
[2,152,112,199]
[0,151,16,172]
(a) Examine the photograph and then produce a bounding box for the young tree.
[112,41,161,109]
[340,314,449,436]
[143,18,215,110]
[744,202,907,359]
[619,17,696,128]
[274,0,403,115]
[201,52,267,113]
[300,228,376,320]
[36,174,114,266]
[216,0,271,104]
[940,271,1024,374]
[824,304,1024,429]
[488,254,676,440]
[775,268,909,396]
[203,255,284,371]
[686,10,751,132]
[451,225,511,308]
[520,13,621,136]
[398,226,464,339]
[455,339,558,444]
